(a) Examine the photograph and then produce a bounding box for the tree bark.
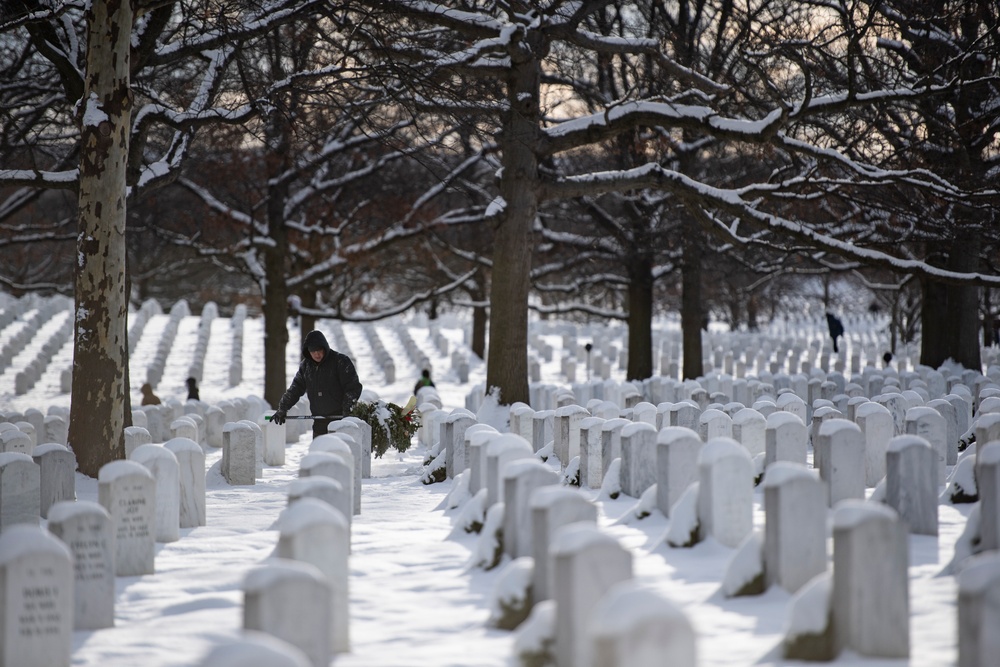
[920,230,982,371]
[626,259,654,381]
[471,304,487,361]
[681,219,704,380]
[70,0,134,476]
[485,49,540,406]
[262,100,292,409]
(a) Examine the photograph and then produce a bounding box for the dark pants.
[312,418,331,440]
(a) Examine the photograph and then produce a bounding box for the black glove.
[271,409,287,425]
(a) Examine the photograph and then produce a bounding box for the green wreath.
[350,397,420,458]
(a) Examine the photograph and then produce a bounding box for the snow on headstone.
[832,500,909,658]
[130,444,180,543]
[697,438,754,548]
[0,452,40,529]
[502,458,559,559]
[47,500,114,630]
[815,419,865,506]
[957,552,1000,667]
[164,437,207,528]
[619,422,657,499]
[276,498,350,654]
[551,523,632,667]
[243,559,331,667]
[31,443,75,519]
[885,435,938,536]
[655,426,701,518]
[588,580,696,667]
[98,460,155,576]
[0,524,73,667]
[763,462,827,593]
[530,486,597,604]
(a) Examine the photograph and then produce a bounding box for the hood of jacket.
[301,330,331,361]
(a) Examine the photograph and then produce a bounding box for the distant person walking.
[185,377,200,401]
[826,312,845,353]
[271,329,363,439]
[413,369,435,396]
[140,383,161,406]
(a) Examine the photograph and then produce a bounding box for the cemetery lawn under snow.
[0,295,983,666]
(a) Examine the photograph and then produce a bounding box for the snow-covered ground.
[0,295,981,666]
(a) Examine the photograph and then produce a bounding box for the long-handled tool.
[264,414,345,421]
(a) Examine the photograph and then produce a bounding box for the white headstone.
[243,559,332,667]
[957,552,1000,667]
[697,438,754,547]
[588,581,696,667]
[130,444,181,543]
[163,437,207,528]
[815,419,865,506]
[763,462,827,593]
[0,524,73,667]
[484,434,534,508]
[832,500,909,658]
[885,435,938,536]
[197,631,311,667]
[502,458,559,559]
[656,426,701,517]
[904,406,947,485]
[47,500,115,630]
[98,460,156,576]
[764,411,807,469]
[31,443,76,519]
[552,523,632,667]
[222,422,256,486]
[619,423,657,499]
[276,498,350,654]
[0,452,40,528]
[530,486,597,603]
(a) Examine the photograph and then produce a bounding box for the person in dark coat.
[413,369,435,396]
[271,329,363,439]
[185,377,200,401]
[826,312,845,353]
[140,383,161,406]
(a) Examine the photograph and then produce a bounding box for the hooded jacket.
[277,330,363,418]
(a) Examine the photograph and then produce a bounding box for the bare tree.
[1,0,326,472]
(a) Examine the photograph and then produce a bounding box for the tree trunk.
[486,53,540,406]
[70,0,134,476]
[299,289,317,349]
[920,231,982,371]
[261,34,293,410]
[471,304,487,361]
[681,221,704,380]
[626,261,654,381]
[263,151,288,406]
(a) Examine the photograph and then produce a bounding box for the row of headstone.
[127,298,162,355]
[145,299,190,389]
[15,313,72,395]
[233,429,361,666]
[428,322,449,357]
[361,323,395,384]
[0,294,68,378]
[393,323,431,377]
[0,440,77,528]
[186,301,218,383]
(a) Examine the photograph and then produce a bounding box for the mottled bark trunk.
[486,54,539,406]
[70,0,133,476]
[681,221,704,380]
[627,261,654,381]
